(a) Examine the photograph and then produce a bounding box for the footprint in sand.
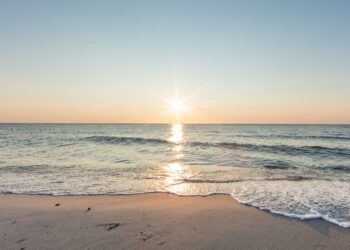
[17,238,26,243]
[158,241,167,246]
[139,231,153,242]
[97,223,120,231]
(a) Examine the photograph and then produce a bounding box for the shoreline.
[0,193,349,249]
[2,191,349,228]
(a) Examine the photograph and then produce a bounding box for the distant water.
[0,124,350,227]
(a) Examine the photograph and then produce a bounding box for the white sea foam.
[230,180,350,228]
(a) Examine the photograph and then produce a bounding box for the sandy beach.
[0,193,349,250]
[1,0,350,249]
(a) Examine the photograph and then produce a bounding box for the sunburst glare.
[164,97,191,122]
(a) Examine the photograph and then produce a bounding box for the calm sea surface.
[0,124,349,227]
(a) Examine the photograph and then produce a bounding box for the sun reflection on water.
[168,124,183,144]
[163,162,192,194]
[163,124,194,194]
[167,162,183,172]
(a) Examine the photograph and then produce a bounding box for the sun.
[167,99,186,116]
[162,88,192,123]
[165,98,190,119]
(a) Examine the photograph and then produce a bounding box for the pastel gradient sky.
[1,0,349,124]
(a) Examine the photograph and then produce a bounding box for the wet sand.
[0,193,349,250]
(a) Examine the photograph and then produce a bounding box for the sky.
[0,0,349,124]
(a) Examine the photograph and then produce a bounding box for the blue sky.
[1,0,349,123]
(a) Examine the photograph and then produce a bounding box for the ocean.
[0,124,349,227]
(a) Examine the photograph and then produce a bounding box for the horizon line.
[0,122,349,126]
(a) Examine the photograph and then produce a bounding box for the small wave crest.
[321,165,350,173]
[239,134,350,141]
[84,136,350,159]
[181,176,315,184]
[192,141,350,158]
[85,136,167,145]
